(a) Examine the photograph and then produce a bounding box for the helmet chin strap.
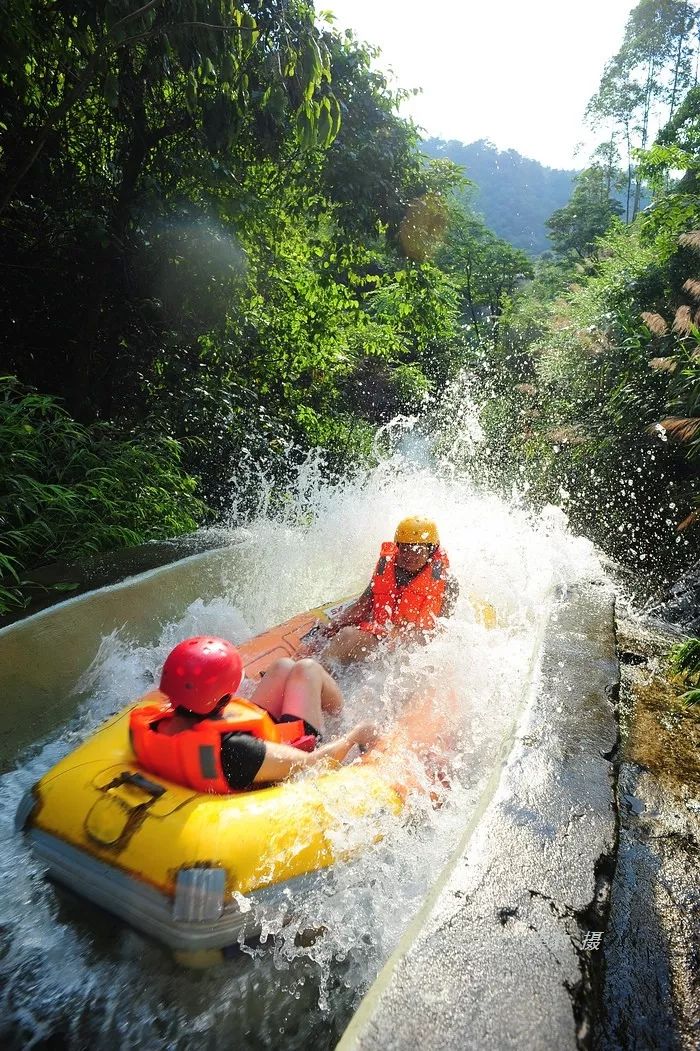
[175,694,231,720]
[208,694,232,718]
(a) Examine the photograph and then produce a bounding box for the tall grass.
[0,376,207,614]
[668,637,700,707]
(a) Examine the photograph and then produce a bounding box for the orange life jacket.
[129,697,309,794]
[362,542,449,635]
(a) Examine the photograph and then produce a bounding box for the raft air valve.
[173,867,227,922]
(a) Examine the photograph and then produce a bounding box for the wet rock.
[599,764,700,1051]
[621,793,646,815]
[646,560,700,635]
[598,640,700,1051]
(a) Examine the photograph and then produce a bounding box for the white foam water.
[0,412,603,1049]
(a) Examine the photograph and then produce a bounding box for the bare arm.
[326,587,374,633]
[298,589,375,657]
[441,574,459,618]
[252,722,378,784]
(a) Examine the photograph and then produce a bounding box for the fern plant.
[0,376,208,615]
[668,637,700,706]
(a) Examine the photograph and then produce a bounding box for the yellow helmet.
[394,516,439,546]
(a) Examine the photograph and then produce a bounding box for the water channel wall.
[339,581,619,1051]
[0,546,241,771]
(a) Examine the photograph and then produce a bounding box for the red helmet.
[159,637,243,715]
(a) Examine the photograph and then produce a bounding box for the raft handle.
[109,771,166,798]
[15,786,39,833]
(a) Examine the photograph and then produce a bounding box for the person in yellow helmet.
[311,516,459,665]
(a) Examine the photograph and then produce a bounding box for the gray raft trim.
[339,582,619,1051]
[28,828,312,951]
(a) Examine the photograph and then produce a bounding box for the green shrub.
[669,637,700,681]
[668,637,700,708]
[0,376,207,614]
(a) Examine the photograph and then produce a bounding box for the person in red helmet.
[130,637,378,793]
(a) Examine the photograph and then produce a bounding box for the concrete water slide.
[340,582,619,1051]
[0,550,620,1048]
[0,546,241,771]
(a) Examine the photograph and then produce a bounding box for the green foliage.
[637,84,700,198]
[669,636,700,678]
[679,688,700,706]
[668,637,700,705]
[322,35,426,235]
[437,202,533,345]
[1,1,349,423]
[659,83,700,145]
[470,162,700,576]
[546,167,624,259]
[0,377,206,614]
[430,20,700,588]
[1,1,340,212]
[637,142,700,191]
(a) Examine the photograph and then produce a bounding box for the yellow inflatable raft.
[15,602,405,956]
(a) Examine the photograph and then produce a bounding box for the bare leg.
[249,657,344,734]
[319,626,381,667]
[248,658,295,720]
[316,660,343,715]
[279,658,345,732]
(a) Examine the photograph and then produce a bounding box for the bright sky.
[325,0,636,170]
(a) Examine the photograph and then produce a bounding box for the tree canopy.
[586,0,698,219]
[0,1,526,615]
[546,167,625,259]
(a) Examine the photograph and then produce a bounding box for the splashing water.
[0,417,603,1050]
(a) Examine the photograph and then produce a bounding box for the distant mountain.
[422,138,578,256]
